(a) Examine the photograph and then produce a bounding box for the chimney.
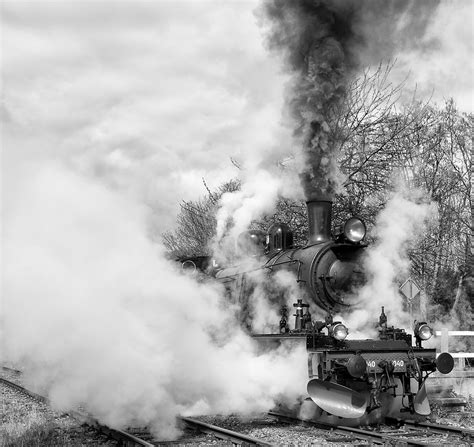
[306,197,332,244]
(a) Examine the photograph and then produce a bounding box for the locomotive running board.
[307,378,367,418]
[414,382,431,415]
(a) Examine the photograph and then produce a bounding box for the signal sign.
[399,278,421,302]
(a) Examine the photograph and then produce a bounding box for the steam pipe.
[306,198,332,244]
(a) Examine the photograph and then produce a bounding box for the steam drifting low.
[3,162,307,439]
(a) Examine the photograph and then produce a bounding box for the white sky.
[2,0,473,231]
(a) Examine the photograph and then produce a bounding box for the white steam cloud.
[214,166,303,262]
[343,183,437,337]
[245,269,305,333]
[3,161,307,439]
[1,2,310,439]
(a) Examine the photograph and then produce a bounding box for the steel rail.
[0,377,154,447]
[1,365,23,374]
[267,411,430,447]
[180,416,275,446]
[386,416,474,438]
[0,376,48,403]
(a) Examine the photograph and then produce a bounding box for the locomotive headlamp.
[343,217,366,243]
[416,323,433,340]
[182,260,197,273]
[330,323,349,341]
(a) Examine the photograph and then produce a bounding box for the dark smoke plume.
[260,0,441,199]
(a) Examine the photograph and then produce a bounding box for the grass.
[2,409,65,446]
[0,405,108,446]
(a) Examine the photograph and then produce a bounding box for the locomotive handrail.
[264,259,298,269]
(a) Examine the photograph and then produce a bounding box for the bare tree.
[162,179,240,258]
[162,62,472,328]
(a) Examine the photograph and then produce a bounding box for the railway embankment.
[1,373,116,446]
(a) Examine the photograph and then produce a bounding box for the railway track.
[0,376,155,446]
[178,417,274,446]
[268,410,474,446]
[386,416,474,438]
[0,374,274,446]
[269,411,401,446]
[1,365,22,374]
[2,366,472,446]
[128,417,278,446]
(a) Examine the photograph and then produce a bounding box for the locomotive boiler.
[182,197,455,423]
[215,197,367,318]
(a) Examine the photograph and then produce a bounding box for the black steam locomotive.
[181,197,454,423]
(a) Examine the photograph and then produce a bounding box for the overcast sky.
[2,0,473,231]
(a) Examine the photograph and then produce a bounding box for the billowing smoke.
[211,0,446,257]
[3,161,307,439]
[342,182,437,337]
[260,0,353,198]
[254,0,443,337]
[244,269,305,333]
[259,0,442,199]
[213,167,303,263]
[1,2,313,440]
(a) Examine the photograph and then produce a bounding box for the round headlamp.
[417,323,433,340]
[343,217,366,243]
[182,260,197,274]
[330,323,349,341]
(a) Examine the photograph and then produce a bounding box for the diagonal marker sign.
[400,278,421,303]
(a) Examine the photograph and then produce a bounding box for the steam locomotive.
[181,197,454,424]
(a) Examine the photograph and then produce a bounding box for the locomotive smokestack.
[306,197,332,244]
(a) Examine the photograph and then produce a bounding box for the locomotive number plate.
[365,358,406,372]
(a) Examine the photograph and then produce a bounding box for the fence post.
[440,327,449,353]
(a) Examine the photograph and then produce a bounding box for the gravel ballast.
[1,372,118,446]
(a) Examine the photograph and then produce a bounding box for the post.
[440,328,449,353]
